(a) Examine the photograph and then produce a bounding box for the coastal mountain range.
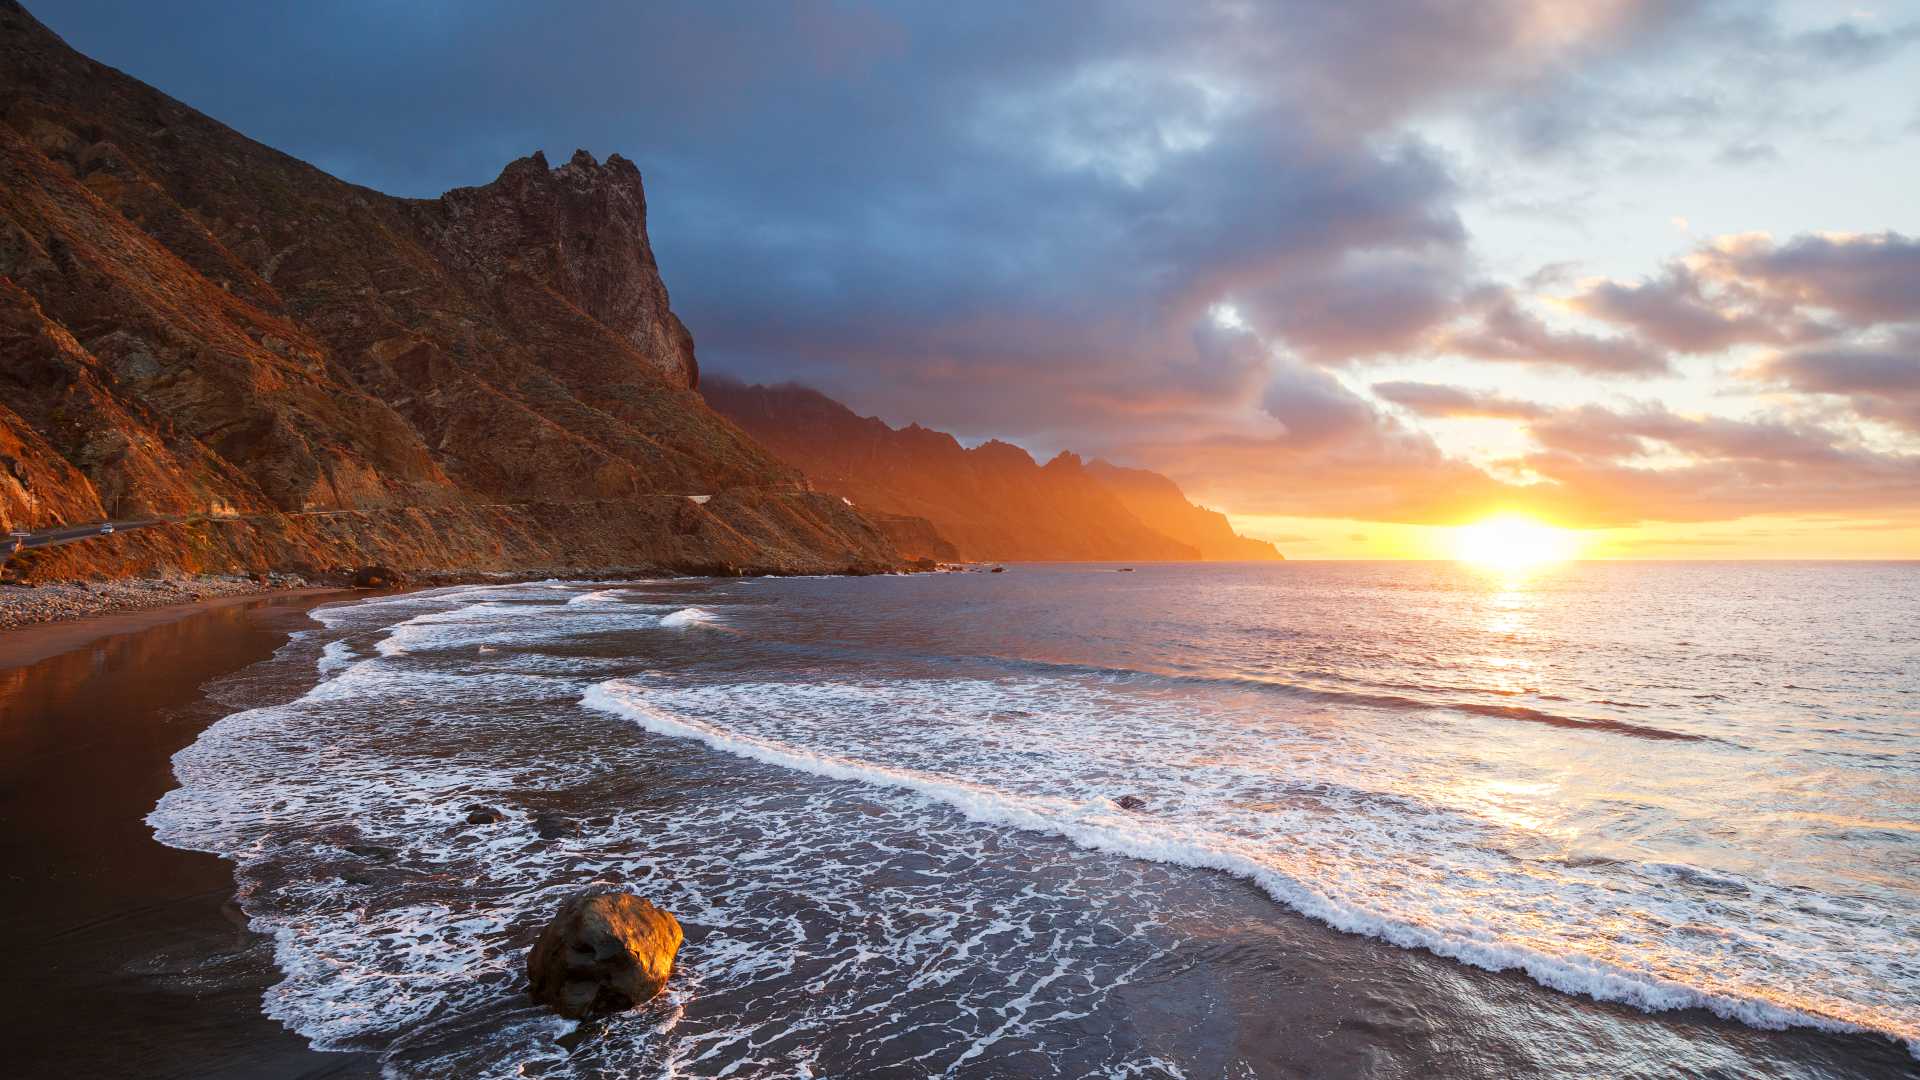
[704,379,1281,562]
[0,0,896,579]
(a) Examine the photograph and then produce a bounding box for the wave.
[659,606,720,629]
[910,651,1714,744]
[582,678,1910,1058]
[566,588,626,606]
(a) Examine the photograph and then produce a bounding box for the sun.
[1453,515,1579,568]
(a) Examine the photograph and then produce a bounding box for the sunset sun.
[1453,515,1579,568]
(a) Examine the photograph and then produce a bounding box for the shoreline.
[0,574,324,636]
[0,588,377,1080]
[0,586,348,669]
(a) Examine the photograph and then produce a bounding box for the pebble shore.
[0,574,313,632]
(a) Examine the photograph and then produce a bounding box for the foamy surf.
[142,568,1920,1075]
[659,606,719,629]
[580,678,1911,1057]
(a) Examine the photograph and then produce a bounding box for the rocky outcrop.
[0,1,900,581]
[703,379,1282,562]
[527,891,682,1019]
[864,511,960,562]
[351,565,402,589]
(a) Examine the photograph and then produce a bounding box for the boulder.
[1114,794,1148,811]
[465,805,505,825]
[527,890,683,1018]
[352,565,403,589]
[532,813,577,840]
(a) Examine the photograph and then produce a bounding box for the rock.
[990,566,1006,573]
[1114,794,1148,811]
[465,804,506,825]
[1116,567,1134,572]
[352,565,403,589]
[904,556,938,572]
[526,890,683,1018]
[532,813,577,840]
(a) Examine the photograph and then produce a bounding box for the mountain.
[702,379,1282,562]
[1083,461,1283,562]
[0,1,900,579]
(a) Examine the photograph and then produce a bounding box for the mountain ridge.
[702,377,1282,562]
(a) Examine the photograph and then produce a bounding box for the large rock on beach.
[352,565,403,589]
[527,890,682,1019]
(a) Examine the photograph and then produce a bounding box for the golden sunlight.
[1453,515,1579,568]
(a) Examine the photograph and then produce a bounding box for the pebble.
[0,573,311,632]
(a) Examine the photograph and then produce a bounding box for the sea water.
[150,563,1920,1077]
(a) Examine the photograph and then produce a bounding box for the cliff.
[702,379,1282,562]
[0,1,899,579]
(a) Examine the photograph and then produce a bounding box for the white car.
[99,523,114,535]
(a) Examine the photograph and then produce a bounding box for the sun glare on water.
[1453,515,1579,568]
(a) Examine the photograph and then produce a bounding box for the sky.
[38,0,1920,558]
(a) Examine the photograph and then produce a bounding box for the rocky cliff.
[703,379,1282,562]
[0,1,900,580]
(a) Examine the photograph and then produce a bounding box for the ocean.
[149,563,1920,1077]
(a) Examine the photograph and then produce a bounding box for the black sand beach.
[0,592,374,1080]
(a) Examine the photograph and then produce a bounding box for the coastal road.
[1,518,158,561]
[0,492,760,563]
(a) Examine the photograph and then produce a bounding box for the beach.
[0,590,374,1080]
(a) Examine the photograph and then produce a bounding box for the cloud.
[1567,266,1796,352]
[1510,400,1920,526]
[1702,231,1920,323]
[1474,7,1920,162]
[1568,231,1919,361]
[1371,381,1549,419]
[1260,359,1382,446]
[1436,286,1669,375]
[1753,329,1920,433]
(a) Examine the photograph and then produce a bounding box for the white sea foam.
[149,582,1217,1076]
[583,676,1919,1058]
[316,638,356,675]
[659,606,719,629]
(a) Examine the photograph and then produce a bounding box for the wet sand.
[0,591,375,1080]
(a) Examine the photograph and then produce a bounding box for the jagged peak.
[484,148,642,192]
